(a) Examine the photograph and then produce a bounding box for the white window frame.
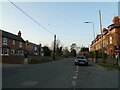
[35,46,37,50]
[18,50,24,56]
[110,36,112,44]
[13,40,15,45]
[11,50,15,55]
[2,48,9,56]
[3,37,8,45]
[19,41,22,47]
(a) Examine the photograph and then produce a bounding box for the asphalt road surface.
[2,58,118,89]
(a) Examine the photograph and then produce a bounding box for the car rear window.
[76,56,85,59]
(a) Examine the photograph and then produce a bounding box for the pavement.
[89,61,119,72]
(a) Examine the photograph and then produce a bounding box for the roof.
[28,42,39,47]
[0,29,25,42]
[107,24,120,31]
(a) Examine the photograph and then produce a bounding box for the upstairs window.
[110,36,112,44]
[13,40,15,45]
[3,38,8,45]
[19,42,22,47]
[35,46,37,50]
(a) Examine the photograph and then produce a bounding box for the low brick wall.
[28,56,52,61]
[2,56,24,64]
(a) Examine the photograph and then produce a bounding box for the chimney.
[18,31,21,37]
[112,16,119,24]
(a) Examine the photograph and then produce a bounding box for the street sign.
[115,45,120,50]
[114,50,120,53]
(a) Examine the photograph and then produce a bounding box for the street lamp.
[84,21,97,63]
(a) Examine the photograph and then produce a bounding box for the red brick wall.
[8,38,25,49]
[2,56,24,64]
[7,38,25,54]
[8,39,19,50]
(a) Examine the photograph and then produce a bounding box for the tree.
[42,46,51,56]
[51,39,63,56]
[80,47,89,52]
[70,49,76,57]
[70,43,77,57]
[63,47,70,58]
[70,43,77,51]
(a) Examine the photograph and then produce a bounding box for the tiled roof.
[0,29,25,42]
[108,24,120,31]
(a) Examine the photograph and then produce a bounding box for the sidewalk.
[89,61,119,71]
[89,61,105,69]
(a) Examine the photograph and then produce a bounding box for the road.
[2,58,118,89]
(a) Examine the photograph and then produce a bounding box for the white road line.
[73,75,77,80]
[71,80,76,86]
[71,66,79,88]
[76,70,78,73]
[74,73,78,76]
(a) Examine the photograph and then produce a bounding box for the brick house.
[0,29,25,56]
[25,40,41,55]
[90,16,120,62]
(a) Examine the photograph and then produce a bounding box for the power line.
[8,0,84,44]
[8,0,54,35]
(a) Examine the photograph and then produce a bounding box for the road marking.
[76,70,78,73]
[73,75,77,79]
[76,66,79,70]
[71,80,76,86]
[71,66,79,88]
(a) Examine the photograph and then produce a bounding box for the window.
[18,50,24,56]
[3,38,8,45]
[11,50,15,55]
[110,36,112,44]
[19,42,22,47]
[13,40,15,45]
[2,48,9,55]
[35,47,37,50]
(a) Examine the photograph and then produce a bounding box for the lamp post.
[84,22,97,63]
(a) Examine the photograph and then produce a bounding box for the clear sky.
[0,2,118,48]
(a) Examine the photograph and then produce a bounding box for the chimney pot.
[18,31,21,37]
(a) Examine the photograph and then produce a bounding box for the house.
[90,16,120,62]
[25,40,41,55]
[0,29,25,56]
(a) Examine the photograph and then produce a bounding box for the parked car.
[74,56,88,66]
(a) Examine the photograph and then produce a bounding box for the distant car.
[74,56,88,66]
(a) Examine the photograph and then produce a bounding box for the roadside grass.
[98,63,120,71]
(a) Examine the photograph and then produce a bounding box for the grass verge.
[98,63,120,71]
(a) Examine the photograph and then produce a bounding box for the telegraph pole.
[99,10,104,63]
[53,35,56,60]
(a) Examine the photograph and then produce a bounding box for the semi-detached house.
[0,29,25,56]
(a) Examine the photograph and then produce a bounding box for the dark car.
[74,56,88,66]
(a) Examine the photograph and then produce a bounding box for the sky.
[0,1,118,48]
